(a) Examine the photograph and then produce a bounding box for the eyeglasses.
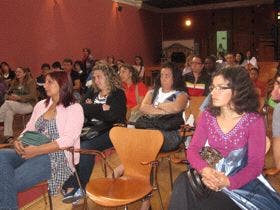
[191,61,203,65]
[209,85,231,93]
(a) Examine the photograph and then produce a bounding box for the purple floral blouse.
[187,110,266,190]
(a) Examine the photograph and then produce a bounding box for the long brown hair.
[12,67,31,87]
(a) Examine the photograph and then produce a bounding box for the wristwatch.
[154,101,159,108]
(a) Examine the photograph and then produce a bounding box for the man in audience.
[182,54,194,76]
[51,61,62,71]
[36,63,51,100]
[184,55,211,96]
[224,52,237,68]
[63,58,81,101]
[249,66,266,97]
[204,55,221,76]
[245,50,258,68]
[82,48,94,76]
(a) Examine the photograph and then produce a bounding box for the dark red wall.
[0,0,161,76]
[162,4,276,61]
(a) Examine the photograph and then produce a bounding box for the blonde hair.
[92,64,122,92]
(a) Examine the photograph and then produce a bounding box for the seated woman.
[249,66,266,97]
[169,67,280,210]
[133,55,145,80]
[140,62,188,152]
[119,63,147,121]
[0,67,37,143]
[62,64,127,203]
[137,62,187,210]
[0,71,84,209]
[111,64,148,177]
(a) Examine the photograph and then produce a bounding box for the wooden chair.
[85,127,164,209]
[188,96,206,122]
[14,113,31,129]
[0,143,53,209]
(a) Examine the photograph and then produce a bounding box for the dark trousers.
[63,131,113,190]
[168,172,241,210]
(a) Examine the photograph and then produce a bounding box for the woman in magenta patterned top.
[169,66,280,210]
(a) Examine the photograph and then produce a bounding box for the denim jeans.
[63,131,113,190]
[224,177,280,210]
[0,149,51,210]
[160,130,182,152]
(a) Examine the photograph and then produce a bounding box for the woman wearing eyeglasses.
[169,67,280,210]
[264,70,280,176]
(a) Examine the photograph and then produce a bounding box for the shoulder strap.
[151,87,159,104]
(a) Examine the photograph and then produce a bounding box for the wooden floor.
[20,148,280,210]
[6,114,280,210]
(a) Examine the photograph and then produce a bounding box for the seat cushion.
[86,177,152,207]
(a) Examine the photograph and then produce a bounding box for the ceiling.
[142,0,241,9]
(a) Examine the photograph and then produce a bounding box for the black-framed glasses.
[209,85,231,93]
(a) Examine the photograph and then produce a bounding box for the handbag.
[135,112,184,131]
[186,146,223,198]
[80,119,112,141]
[20,131,51,146]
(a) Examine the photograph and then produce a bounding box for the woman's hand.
[10,94,20,101]
[85,98,93,104]
[215,172,230,189]
[14,140,25,155]
[21,146,40,159]
[201,167,221,191]
[200,167,230,191]
[102,104,110,111]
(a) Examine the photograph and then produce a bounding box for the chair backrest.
[188,96,206,122]
[109,127,163,180]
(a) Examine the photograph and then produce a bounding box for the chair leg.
[104,157,108,177]
[82,196,88,210]
[124,205,128,210]
[167,157,173,190]
[48,190,53,210]
[152,164,164,210]
[155,182,164,210]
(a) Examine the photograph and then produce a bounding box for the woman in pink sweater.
[0,71,84,209]
[169,67,280,210]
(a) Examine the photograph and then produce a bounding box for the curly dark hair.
[154,62,186,92]
[209,66,259,116]
[274,68,280,80]
[119,63,140,84]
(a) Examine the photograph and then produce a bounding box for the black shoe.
[62,188,85,204]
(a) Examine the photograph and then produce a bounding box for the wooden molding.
[113,0,274,13]
[142,0,274,13]
[112,0,142,8]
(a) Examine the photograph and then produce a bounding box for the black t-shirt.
[36,75,46,100]
[70,70,80,86]
[3,70,15,81]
